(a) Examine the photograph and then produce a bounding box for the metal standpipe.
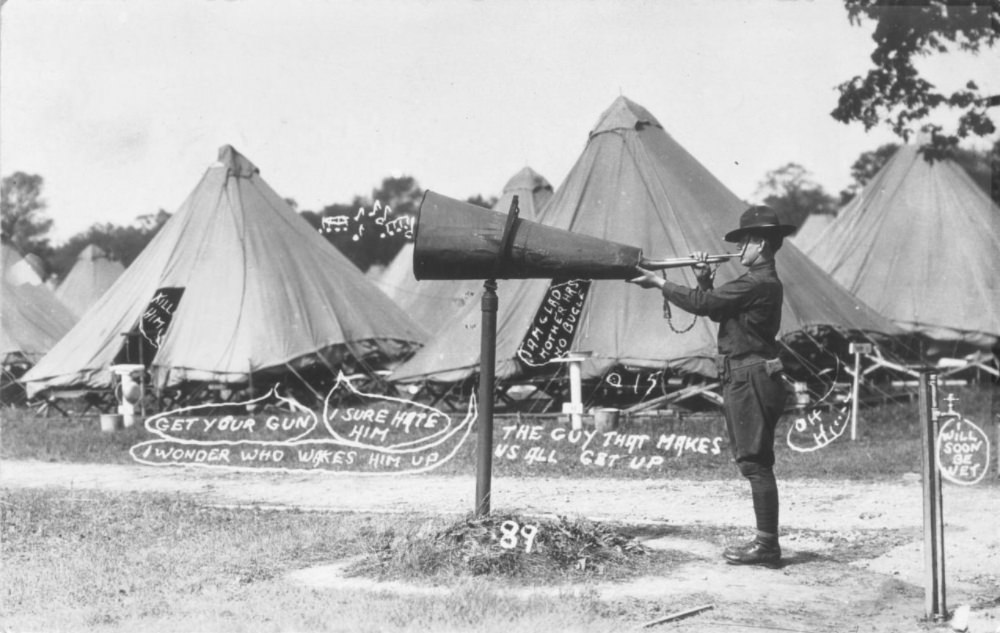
[475,279,498,517]
[848,342,872,441]
[918,372,947,621]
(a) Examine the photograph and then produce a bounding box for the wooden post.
[848,342,871,441]
[475,279,498,517]
[551,352,591,430]
[919,372,947,620]
[567,358,583,430]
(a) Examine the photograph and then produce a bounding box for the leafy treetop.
[832,0,999,161]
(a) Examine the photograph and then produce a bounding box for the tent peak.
[590,96,662,137]
[504,167,553,195]
[78,244,110,260]
[217,145,259,178]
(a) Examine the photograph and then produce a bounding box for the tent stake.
[642,603,713,628]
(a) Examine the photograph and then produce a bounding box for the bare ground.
[2,459,998,633]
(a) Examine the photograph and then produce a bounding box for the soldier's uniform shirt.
[660,260,787,466]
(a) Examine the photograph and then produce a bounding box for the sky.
[2,0,998,243]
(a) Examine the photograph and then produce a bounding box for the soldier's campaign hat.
[724,205,798,243]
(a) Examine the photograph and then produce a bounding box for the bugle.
[639,253,740,271]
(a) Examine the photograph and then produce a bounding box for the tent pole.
[284,362,325,405]
[475,278,498,517]
[313,350,340,384]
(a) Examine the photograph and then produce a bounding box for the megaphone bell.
[413,191,643,280]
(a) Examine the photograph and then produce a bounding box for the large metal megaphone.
[413,191,739,280]
[413,191,642,280]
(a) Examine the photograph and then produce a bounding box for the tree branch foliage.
[47,210,171,281]
[1,172,53,255]
[304,176,497,272]
[833,0,999,160]
[754,163,838,228]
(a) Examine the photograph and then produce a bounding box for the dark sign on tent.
[516,279,590,367]
[115,287,184,366]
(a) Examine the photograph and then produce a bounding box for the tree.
[952,139,999,205]
[466,194,498,209]
[46,210,172,281]
[833,0,999,161]
[317,175,424,271]
[753,163,838,228]
[313,176,505,271]
[839,143,901,203]
[839,139,999,205]
[1,172,53,255]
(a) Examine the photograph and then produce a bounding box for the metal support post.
[848,342,871,440]
[919,372,947,620]
[475,279,498,517]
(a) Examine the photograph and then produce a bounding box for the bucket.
[100,413,124,432]
[593,408,620,432]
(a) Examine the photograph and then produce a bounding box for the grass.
[1,487,925,633]
[350,511,662,583]
[3,384,996,481]
[0,488,686,632]
[4,386,993,631]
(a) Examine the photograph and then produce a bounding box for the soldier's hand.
[627,266,664,290]
[691,251,715,284]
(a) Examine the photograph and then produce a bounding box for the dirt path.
[3,459,998,632]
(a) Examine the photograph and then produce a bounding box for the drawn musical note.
[372,200,391,225]
[321,216,350,234]
[316,201,416,241]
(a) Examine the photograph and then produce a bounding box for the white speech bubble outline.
[144,385,318,443]
[786,405,850,453]
[321,372,455,450]
[129,394,477,476]
[935,416,991,486]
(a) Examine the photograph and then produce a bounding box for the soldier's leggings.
[719,356,787,536]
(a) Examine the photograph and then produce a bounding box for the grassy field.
[0,487,714,632]
[1,485,930,633]
[3,384,997,481]
[1,384,996,631]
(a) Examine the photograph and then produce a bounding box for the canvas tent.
[789,213,835,252]
[804,144,1000,352]
[2,242,47,287]
[23,146,427,396]
[1,243,77,365]
[55,245,125,317]
[392,96,899,388]
[374,167,553,335]
[1,279,77,365]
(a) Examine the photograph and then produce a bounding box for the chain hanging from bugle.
[640,253,740,333]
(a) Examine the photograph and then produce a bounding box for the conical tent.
[393,96,899,384]
[1,244,77,364]
[789,213,835,252]
[374,167,553,334]
[2,242,46,287]
[1,279,77,364]
[24,146,426,395]
[55,245,125,317]
[805,144,1000,350]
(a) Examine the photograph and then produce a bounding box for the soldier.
[629,205,795,567]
